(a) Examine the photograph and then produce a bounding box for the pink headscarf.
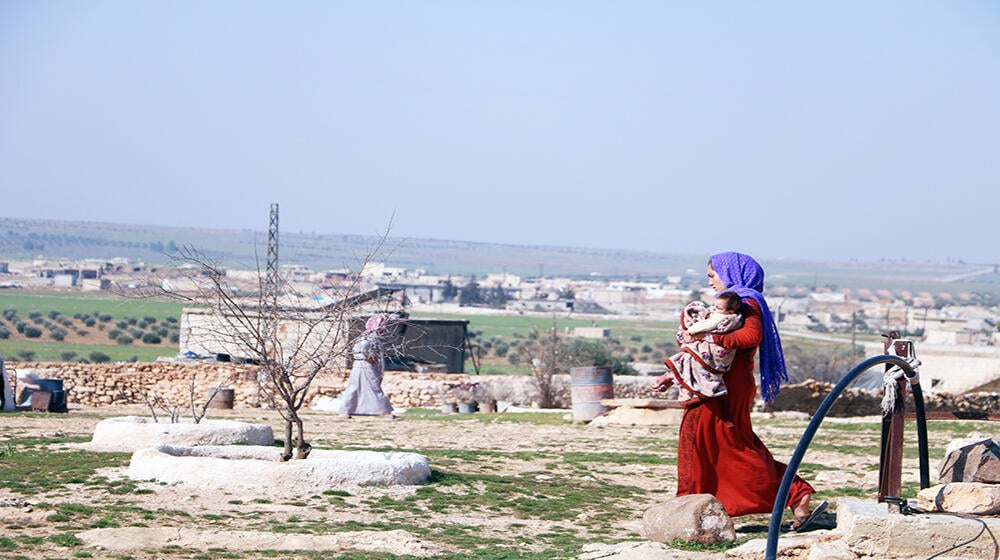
[365,314,388,332]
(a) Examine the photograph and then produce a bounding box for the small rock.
[917,482,1000,515]
[939,437,1000,484]
[641,494,735,545]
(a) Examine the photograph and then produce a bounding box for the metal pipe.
[765,354,919,560]
[892,339,930,490]
[911,381,930,489]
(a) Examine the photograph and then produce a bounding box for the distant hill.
[0,216,706,278]
[2,216,999,295]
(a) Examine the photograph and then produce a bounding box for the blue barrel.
[570,366,614,422]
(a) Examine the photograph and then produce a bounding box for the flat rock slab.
[76,527,439,556]
[838,497,1000,559]
[590,406,684,426]
[600,398,681,409]
[126,444,432,491]
[81,416,274,452]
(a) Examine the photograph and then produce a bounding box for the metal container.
[570,366,614,422]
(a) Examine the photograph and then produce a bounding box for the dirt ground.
[0,404,953,559]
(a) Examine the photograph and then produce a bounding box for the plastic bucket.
[458,401,478,414]
[570,366,614,422]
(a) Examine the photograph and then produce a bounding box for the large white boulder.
[126,444,432,491]
[85,416,274,452]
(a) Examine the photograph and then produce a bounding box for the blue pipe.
[765,354,922,560]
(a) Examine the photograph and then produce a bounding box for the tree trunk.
[294,416,309,459]
[281,421,293,462]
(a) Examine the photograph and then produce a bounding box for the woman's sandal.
[789,500,828,532]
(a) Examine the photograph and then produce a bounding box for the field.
[0,291,183,362]
[0,292,180,321]
[0,291,686,370]
[0,404,981,559]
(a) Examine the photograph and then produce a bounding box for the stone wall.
[4,362,998,415]
[7,362,282,409]
[3,362,665,411]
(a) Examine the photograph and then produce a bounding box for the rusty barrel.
[570,366,614,422]
[37,378,68,412]
[207,388,235,409]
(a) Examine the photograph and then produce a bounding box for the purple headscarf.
[710,252,787,402]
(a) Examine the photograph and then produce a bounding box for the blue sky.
[1,2,997,264]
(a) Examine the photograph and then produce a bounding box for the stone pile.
[763,379,1000,416]
[918,436,1000,515]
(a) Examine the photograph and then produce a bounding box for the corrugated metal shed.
[351,317,469,374]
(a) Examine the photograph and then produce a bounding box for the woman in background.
[0,354,14,412]
[339,314,396,420]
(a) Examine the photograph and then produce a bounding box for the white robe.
[338,331,394,416]
[1,356,14,412]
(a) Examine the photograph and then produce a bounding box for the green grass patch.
[666,538,736,553]
[366,466,641,527]
[401,408,571,425]
[560,451,670,465]
[0,445,130,495]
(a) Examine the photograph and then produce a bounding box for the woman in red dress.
[652,252,824,530]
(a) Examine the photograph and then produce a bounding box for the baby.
[655,291,744,405]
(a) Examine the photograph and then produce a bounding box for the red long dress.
[674,299,814,516]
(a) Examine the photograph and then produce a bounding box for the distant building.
[572,327,610,339]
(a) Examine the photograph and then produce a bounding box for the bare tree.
[783,341,864,384]
[193,376,234,424]
[136,389,180,423]
[143,233,395,461]
[518,315,639,407]
[131,372,235,425]
[521,316,573,408]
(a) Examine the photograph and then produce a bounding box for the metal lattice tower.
[265,203,279,307]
